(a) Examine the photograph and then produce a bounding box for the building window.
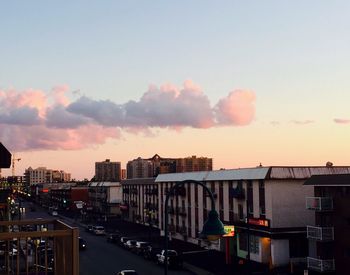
[238,204,244,220]
[247,181,253,216]
[250,235,260,254]
[259,180,266,217]
[239,232,247,251]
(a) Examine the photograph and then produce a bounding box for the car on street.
[107,233,121,243]
[85,224,94,233]
[135,241,151,255]
[116,270,138,275]
[79,237,87,250]
[156,249,182,268]
[51,210,58,216]
[143,246,162,261]
[125,240,137,251]
[119,237,132,247]
[93,225,105,235]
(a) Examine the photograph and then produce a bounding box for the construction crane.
[12,156,21,177]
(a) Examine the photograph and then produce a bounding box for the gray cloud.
[0,107,41,126]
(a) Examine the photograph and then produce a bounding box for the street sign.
[223,225,235,237]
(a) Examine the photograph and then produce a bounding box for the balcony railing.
[306,197,333,211]
[307,257,335,272]
[0,219,79,275]
[307,226,334,241]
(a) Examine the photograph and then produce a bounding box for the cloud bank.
[0,80,256,151]
[334,118,350,124]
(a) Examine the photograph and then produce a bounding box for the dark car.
[85,225,93,233]
[143,246,162,261]
[119,237,132,247]
[135,241,151,255]
[107,233,121,244]
[79,237,87,250]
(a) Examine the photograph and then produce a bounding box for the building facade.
[155,166,350,268]
[25,167,71,185]
[176,156,213,172]
[121,178,158,226]
[88,182,123,220]
[304,174,350,275]
[95,159,121,182]
[126,154,212,179]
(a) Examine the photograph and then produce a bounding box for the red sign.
[42,189,49,193]
[248,218,269,227]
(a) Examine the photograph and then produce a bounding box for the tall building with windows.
[95,159,121,182]
[126,157,154,179]
[126,154,212,179]
[176,155,212,172]
[25,167,71,185]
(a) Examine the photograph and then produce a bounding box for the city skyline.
[1,1,350,179]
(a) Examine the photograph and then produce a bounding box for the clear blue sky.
[1,1,350,179]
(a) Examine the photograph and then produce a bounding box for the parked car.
[93,226,105,235]
[79,237,87,250]
[107,233,121,243]
[143,246,162,261]
[156,249,182,267]
[116,270,138,275]
[125,240,137,251]
[85,224,94,233]
[51,210,58,216]
[135,241,151,255]
[119,237,132,247]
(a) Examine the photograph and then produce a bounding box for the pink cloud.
[214,90,256,126]
[334,118,350,124]
[0,81,257,151]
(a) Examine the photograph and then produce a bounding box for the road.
[21,201,192,275]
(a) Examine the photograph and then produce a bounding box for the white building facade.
[155,166,350,268]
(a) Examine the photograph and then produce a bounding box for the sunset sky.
[1,1,350,180]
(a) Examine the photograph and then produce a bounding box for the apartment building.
[304,174,350,274]
[88,182,123,220]
[155,166,350,268]
[95,159,121,182]
[176,155,213,172]
[25,167,71,185]
[126,154,212,179]
[121,178,158,226]
[126,157,154,179]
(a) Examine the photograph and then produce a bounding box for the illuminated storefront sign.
[248,218,269,227]
[223,225,235,237]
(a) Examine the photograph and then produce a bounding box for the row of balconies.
[306,196,335,272]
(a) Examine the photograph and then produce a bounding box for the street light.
[163,179,225,275]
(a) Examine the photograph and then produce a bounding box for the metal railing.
[306,197,333,211]
[307,257,335,272]
[0,219,79,275]
[307,226,334,241]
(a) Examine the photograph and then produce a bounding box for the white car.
[93,226,105,235]
[51,211,58,216]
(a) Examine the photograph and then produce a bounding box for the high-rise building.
[95,159,121,182]
[25,167,71,185]
[126,157,153,179]
[176,155,213,172]
[126,154,212,179]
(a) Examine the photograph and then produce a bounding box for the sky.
[1,1,350,180]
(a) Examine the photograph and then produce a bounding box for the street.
[21,201,192,275]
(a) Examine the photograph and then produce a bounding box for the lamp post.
[163,179,225,275]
